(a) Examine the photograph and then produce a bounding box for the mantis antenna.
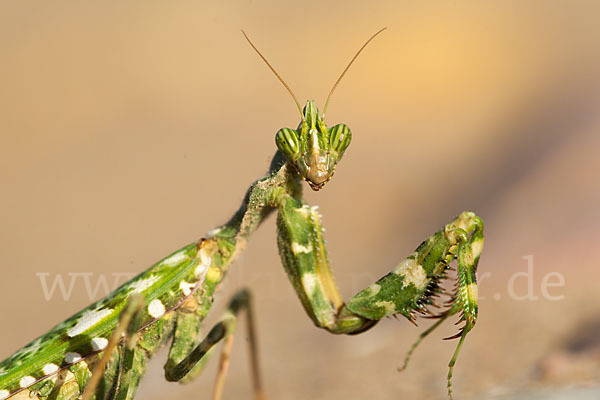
[242,30,304,119]
[322,27,387,117]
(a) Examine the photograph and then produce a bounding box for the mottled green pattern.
[0,244,199,396]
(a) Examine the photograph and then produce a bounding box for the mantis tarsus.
[0,28,483,400]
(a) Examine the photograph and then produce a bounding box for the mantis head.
[242,28,385,191]
[276,101,351,191]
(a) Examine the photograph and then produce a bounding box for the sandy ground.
[1,2,599,399]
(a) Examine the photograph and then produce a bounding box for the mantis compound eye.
[328,123,352,157]
[275,127,300,161]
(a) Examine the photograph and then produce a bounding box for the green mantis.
[0,28,483,400]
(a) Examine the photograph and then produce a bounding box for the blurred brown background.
[1,2,599,399]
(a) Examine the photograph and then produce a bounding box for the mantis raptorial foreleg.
[273,188,483,396]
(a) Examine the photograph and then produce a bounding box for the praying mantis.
[0,28,484,400]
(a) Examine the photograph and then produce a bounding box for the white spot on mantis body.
[309,205,321,217]
[162,252,189,267]
[129,276,159,294]
[206,227,222,237]
[199,247,211,265]
[20,376,35,388]
[366,283,381,296]
[295,204,321,219]
[374,301,396,315]
[195,263,208,279]
[65,352,82,363]
[148,299,166,318]
[301,273,318,295]
[393,258,428,290]
[295,206,310,217]
[179,281,196,296]
[291,242,313,255]
[195,247,212,278]
[42,363,59,375]
[91,337,109,351]
[472,237,484,259]
[0,390,9,400]
[67,308,113,337]
[466,283,478,303]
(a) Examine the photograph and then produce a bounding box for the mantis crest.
[0,28,483,400]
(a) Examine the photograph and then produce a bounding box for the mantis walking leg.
[76,293,177,400]
[164,289,263,400]
[78,288,262,400]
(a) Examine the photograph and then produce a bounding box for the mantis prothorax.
[0,28,483,400]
